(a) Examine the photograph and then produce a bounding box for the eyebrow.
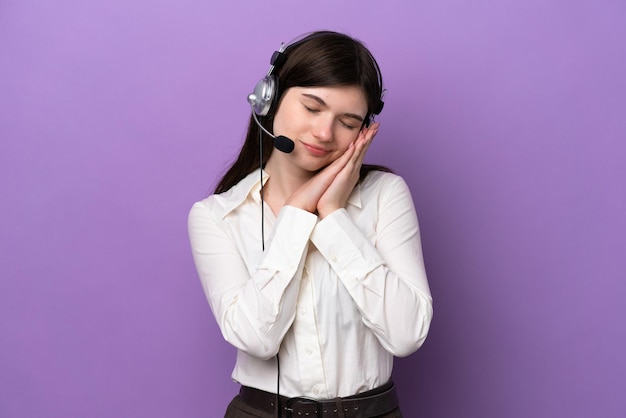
[302,93,365,122]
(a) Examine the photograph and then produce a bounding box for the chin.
[294,161,325,174]
[302,163,327,173]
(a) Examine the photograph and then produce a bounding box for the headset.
[247,41,289,118]
[247,32,385,154]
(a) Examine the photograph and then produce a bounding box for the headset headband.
[247,32,385,121]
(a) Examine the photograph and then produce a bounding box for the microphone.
[248,94,295,153]
[273,135,295,153]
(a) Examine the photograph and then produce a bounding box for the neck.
[263,152,314,206]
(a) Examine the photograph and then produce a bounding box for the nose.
[311,114,333,142]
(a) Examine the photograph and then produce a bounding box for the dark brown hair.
[214,31,391,194]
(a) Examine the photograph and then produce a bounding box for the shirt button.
[312,387,320,396]
[331,255,337,263]
[306,347,313,355]
[300,308,306,315]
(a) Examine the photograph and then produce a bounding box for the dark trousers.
[224,393,403,418]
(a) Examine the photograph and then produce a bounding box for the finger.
[351,123,379,168]
[349,126,370,159]
[315,143,356,183]
[331,140,357,169]
[363,122,379,144]
[358,123,379,150]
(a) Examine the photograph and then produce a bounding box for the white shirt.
[188,169,433,399]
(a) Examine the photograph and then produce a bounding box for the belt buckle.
[284,396,322,418]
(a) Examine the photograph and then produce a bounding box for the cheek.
[337,130,361,149]
[272,112,286,135]
[273,106,303,135]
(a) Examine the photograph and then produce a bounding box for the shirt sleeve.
[309,175,433,357]
[188,203,318,359]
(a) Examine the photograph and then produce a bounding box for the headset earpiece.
[246,43,288,117]
[247,75,276,117]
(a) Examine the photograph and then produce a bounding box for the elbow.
[220,306,288,360]
[243,343,281,361]
[388,300,434,358]
[222,329,281,360]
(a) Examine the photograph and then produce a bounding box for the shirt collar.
[221,169,268,218]
[347,182,362,208]
[220,168,363,217]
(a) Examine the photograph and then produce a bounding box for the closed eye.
[340,120,358,130]
[302,98,360,130]
[303,104,320,113]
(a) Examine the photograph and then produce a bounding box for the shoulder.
[190,193,220,212]
[356,170,416,213]
[188,194,224,227]
[189,170,260,222]
[360,170,411,196]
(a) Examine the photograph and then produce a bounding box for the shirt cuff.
[310,209,385,291]
[259,205,318,280]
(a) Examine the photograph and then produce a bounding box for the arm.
[310,175,433,356]
[188,203,318,359]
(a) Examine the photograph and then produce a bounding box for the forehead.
[293,86,368,113]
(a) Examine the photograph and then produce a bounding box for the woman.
[188,31,433,418]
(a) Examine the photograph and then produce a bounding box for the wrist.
[317,206,340,219]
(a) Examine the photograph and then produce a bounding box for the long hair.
[214,31,391,194]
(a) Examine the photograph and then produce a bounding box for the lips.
[301,141,331,157]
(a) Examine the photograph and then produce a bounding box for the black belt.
[239,381,399,418]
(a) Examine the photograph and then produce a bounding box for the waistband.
[239,381,398,418]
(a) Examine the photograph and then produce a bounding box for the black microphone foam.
[274,135,295,153]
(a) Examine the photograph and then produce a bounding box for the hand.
[285,141,358,214]
[285,123,380,216]
[316,122,379,218]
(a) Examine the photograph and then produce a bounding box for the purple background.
[2,1,625,417]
